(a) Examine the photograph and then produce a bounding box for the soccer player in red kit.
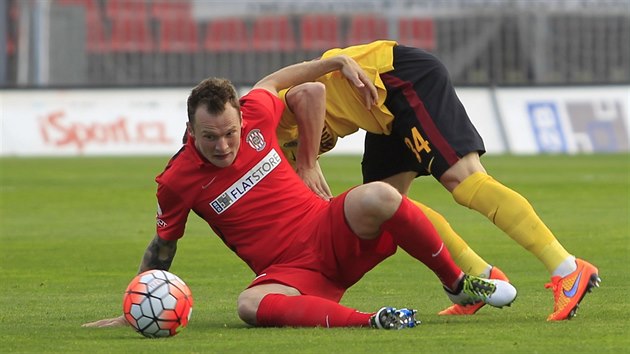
[83,55,516,330]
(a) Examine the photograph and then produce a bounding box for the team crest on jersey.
[246,129,266,151]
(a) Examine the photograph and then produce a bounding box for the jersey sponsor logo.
[210,149,282,214]
[246,128,266,151]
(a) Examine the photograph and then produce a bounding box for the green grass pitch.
[1,154,628,353]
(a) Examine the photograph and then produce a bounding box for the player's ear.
[239,111,245,134]
[186,122,194,135]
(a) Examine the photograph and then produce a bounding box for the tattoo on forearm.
[139,235,177,273]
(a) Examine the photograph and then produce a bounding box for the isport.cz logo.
[38,111,173,153]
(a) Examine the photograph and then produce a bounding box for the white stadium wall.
[1,86,628,156]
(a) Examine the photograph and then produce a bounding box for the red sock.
[256,294,373,327]
[381,196,462,290]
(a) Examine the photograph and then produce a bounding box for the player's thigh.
[343,182,402,238]
[380,46,485,180]
[317,192,397,288]
[362,132,426,184]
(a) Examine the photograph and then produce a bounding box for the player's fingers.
[363,88,374,109]
[313,186,328,200]
[304,181,322,198]
[359,87,376,109]
[347,74,365,89]
[355,75,377,109]
[82,320,108,328]
[315,186,329,200]
[320,179,333,199]
[368,81,378,106]
[309,182,330,201]
[363,77,378,108]
[82,316,128,328]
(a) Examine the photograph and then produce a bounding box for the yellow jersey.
[278,40,397,163]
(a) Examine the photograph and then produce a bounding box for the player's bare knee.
[294,82,326,103]
[440,152,486,192]
[362,182,402,215]
[345,182,402,239]
[236,291,258,326]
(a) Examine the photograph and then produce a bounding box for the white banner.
[1,88,189,156]
[495,86,630,154]
[1,86,628,156]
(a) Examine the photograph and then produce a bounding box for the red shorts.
[248,190,397,302]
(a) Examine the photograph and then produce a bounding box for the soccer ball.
[123,269,193,338]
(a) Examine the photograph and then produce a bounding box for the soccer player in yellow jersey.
[277,40,600,321]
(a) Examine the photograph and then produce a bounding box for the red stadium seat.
[6,36,14,55]
[300,14,341,50]
[104,0,152,52]
[85,12,108,53]
[252,16,296,51]
[398,18,436,51]
[151,0,199,53]
[346,15,389,45]
[56,0,98,9]
[204,18,249,52]
[155,19,199,53]
[151,0,191,18]
[109,17,153,52]
[56,0,108,53]
[6,0,18,55]
[105,0,148,18]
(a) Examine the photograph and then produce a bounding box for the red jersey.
[155,89,329,274]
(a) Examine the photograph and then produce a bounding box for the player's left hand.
[82,315,129,328]
[296,161,333,200]
[338,56,378,109]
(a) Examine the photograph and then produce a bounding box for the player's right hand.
[296,160,333,200]
[82,315,128,328]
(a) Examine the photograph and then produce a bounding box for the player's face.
[189,103,242,168]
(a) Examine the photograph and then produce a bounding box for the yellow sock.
[452,172,572,274]
[410,199,491,276]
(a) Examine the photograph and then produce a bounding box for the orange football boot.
[545,258,600,321]
[438,266,509,315]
